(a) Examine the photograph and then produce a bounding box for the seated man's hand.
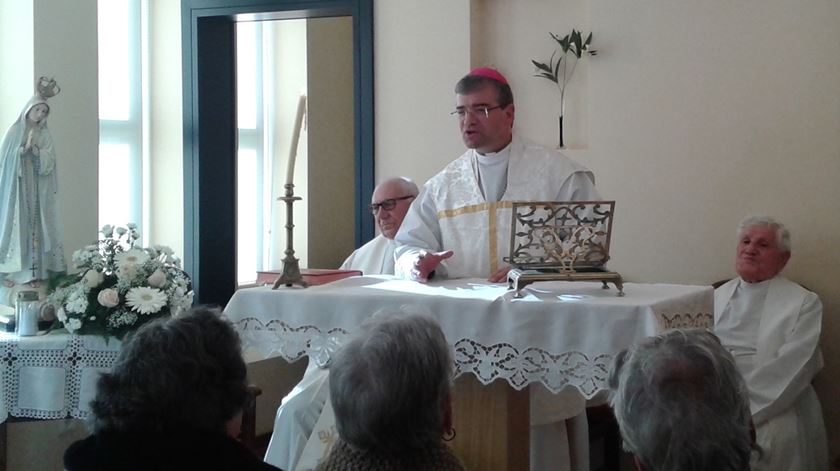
[488,265,511,283]
[410,250,454,283]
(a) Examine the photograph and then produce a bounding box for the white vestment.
[394,135,599,471]
[339,234,395,275]
[264,235,396,471]
[714,276,828,471]
[395,134,600,279]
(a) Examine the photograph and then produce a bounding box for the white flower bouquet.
[48,224,193,338]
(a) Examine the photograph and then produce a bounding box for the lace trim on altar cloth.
[660,312,713,329]
[233,317,719,398]
[451,338,612,397]
[0,335,121,421]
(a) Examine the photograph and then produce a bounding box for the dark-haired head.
[89,307,248,434]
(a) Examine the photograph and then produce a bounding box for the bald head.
[371,177,419,239]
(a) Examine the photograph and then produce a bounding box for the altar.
[223,275,713,470]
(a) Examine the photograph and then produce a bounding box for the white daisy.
[125,286,167,314]
[115,249,149,267]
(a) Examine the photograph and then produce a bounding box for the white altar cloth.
[225,276,713,398]
[0,332,121,423]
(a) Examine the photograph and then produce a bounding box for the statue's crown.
[36,76,60,99]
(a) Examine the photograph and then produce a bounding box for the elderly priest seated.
[264,177,418,471]
[714,216,828,470]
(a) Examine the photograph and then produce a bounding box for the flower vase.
[558,114,565,149]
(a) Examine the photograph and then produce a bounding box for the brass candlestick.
[272,183,308,289]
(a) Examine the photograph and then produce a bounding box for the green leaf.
[572,30,583,58]
[560,37,571,53]
[531,60,553,73]
[536,72,558,83]
[584,32,593,48]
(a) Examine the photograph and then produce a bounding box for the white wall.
[586,0,840,454]
[33,0,99,269]
[0,0,34,130]
[374,0,840,457]
[374,0,469,185]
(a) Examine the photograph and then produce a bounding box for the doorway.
[181,0,373,304]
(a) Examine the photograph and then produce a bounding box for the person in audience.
[339,176,419,274]
[264,177,418,471]
[394,67,600,283]
[394,67,599,471]
[609,329,754,471]
[63,307,280,471]
[316,312,465,470]
[714,216,828,470]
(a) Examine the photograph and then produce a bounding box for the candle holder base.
[272,257,309,289]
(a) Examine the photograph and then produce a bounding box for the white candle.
[286,94,307,185]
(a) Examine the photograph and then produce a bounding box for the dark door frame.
[181,0,374,305]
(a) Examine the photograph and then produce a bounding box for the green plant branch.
[532,28,594,116]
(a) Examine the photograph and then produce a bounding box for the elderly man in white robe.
[714,216,828,470]
[339,177,418,274]
[395,68,600,471]
[264,177,418,471]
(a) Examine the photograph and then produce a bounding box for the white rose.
[97,288,120,308]
[147,269,166,288]
[100,224,113,237]
[83,269,104,288]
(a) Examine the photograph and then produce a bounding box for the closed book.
[256,268,362,286]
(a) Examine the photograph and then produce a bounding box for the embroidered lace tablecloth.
[225,275,713,398]
[0,332,121,422]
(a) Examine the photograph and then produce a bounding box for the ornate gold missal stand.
[272,183,308,289]
[505,201,624,298]
[507,268,624,298]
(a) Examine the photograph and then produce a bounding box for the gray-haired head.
[609,329,753,471]
[371,177,419,239]
[736,216,791,252]
[328,311,453,453]
[376,177,419,199]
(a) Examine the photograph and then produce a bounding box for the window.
[236,21,265,284]
[235,20,308,286]
[98,0,144,235]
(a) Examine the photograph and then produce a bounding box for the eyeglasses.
[450,105,505,119]
[369,195,415,214]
